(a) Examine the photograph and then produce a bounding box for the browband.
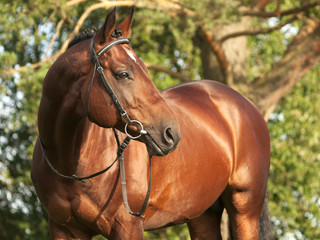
[90,37,130,58]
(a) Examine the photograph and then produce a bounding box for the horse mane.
[67,27,97,49]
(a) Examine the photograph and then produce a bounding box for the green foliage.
[0,76,50,239]
[144,224,190,240]
[247,15,301,82]
[128,7,201,89]
[182,0,242,25]
[247,23,287,81]
[268,64,320,239]
[0,1,68,238]
[92,224,190,240]
[246,6,320,237]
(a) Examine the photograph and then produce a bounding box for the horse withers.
[32,7,270,240]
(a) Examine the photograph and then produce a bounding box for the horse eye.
[117,72,129,80]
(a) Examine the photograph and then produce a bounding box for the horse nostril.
[164,127,174,144]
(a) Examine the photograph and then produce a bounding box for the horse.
[32,7,270,240]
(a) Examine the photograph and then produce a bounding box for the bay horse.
[32,7,270,240]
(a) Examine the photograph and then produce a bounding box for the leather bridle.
[39,36,152,219]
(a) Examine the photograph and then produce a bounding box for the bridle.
[88,36,147,139]
[39,35,152,219]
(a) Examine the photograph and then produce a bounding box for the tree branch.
[2,1,133,75]
[1,55,59,76]
[219,15,298,42]
[45,18,65,58]
[2,0,195,76]
[145,63,191,82]
[60,2,112,52]
[197,26,234,86]
[276,0,281,13]
[66,0,87,6]
[254,0,272,11]
[251,18,320,120]
[242,0,320,18]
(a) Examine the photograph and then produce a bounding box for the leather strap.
[89,37,131,123]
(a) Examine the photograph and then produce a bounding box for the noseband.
[39,36,152,219]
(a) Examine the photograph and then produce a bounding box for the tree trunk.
[195,16,252,86]
[251,18,320,119]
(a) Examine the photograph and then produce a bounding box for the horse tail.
[258,195,274,240]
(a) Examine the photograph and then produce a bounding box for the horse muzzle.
[142,122,181,156]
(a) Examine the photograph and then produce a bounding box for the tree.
[268,64,320,239]
[1,0,319,239]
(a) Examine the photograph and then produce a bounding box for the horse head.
[72,8,180,156]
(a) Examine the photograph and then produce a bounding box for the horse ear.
[117,7,135,38]
[95,7,117,44]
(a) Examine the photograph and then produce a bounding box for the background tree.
[0,0,319,239]
[268,67,320,239]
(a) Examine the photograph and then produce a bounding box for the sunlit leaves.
[268,63,320,239]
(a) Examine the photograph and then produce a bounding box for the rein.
[39,36,152,219]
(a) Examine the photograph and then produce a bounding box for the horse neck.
[37,46,118,175]
[39,90,117,172]
[37,53,92,171]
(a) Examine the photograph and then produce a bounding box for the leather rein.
[39,36,152,219]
